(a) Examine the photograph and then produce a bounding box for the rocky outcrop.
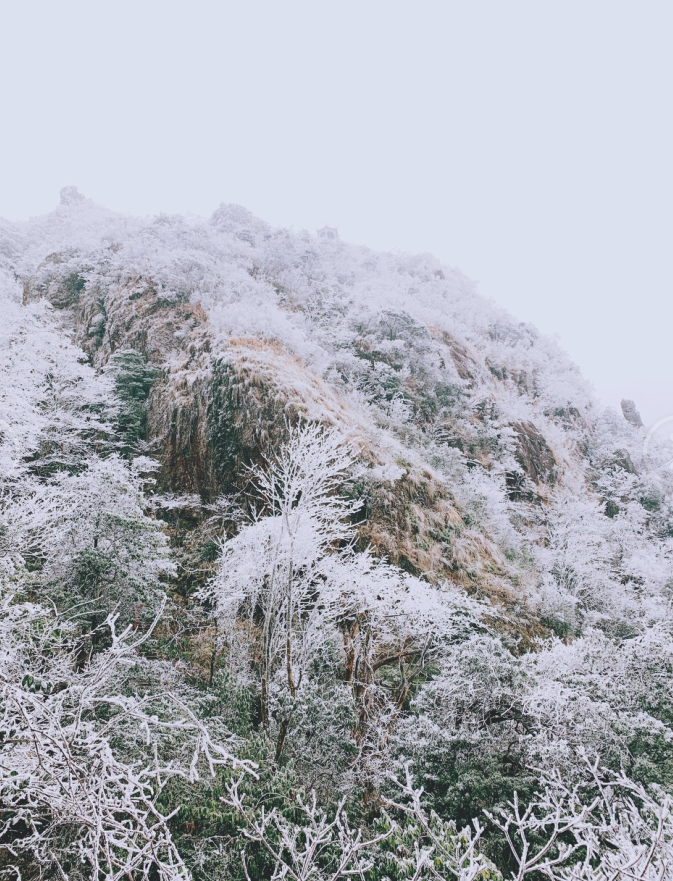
[430,327,479,383]
[512,420,557,486]
[621,399,644,428]
[59,185,86,206]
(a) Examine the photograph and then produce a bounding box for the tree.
[203,423,480,771]
[0,295,115,481]
[3,454,173,628]
[486,755,673,881]
[202,424,360,759]
[0,596,251,880]
[224,762,499,881]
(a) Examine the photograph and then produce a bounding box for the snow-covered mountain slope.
[4,190,670,632]
[1,189,673,880]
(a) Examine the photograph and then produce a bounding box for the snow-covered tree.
[0,595,249,880]
[204,423,480,773]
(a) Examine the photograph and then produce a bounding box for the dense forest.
[0,187,672,879]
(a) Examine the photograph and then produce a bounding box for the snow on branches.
[486,756,673,881]
[203,423,481,770]
[0,278,251,880]
[0,600,252,880]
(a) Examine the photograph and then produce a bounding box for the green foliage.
[411,731,537,836]
[64,272,86,296]
[162,733,307,881]
[72,547,114,598]
[55,271,87,307]
[269,673,359,792]
[110,349,160,452]
[626,728,673,791]
[199,539,220,563]
[367,811,502,881]
[90,297,107,344]
[207,361,247,485]
[206,671,255,737]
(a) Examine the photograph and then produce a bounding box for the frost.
[1,195,672,879]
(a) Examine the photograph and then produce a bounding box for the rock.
[59,185,85,206]
[512,421,557,485]
[608,449,637,474]
[621,399,643,428]
[430,328,478,383]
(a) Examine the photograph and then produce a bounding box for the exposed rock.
[505,469,534,501]
[430,328,478,383]
[607,449,637,474]
[485,358,532,395]
[511,421,557,486]
[621,399,643,428]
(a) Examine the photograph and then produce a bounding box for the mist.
[1,0,670,423]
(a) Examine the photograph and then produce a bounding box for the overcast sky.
[1,1,671,424]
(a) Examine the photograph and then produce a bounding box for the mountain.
[1,188,672,880]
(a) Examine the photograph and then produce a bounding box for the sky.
[1,1,671,425]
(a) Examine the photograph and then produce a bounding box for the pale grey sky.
[1,1,671,424]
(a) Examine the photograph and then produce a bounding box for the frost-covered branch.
[0,602,252,880]
[224,774,393,881]
[486,757,673,881]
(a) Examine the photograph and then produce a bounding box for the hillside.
[0,188,672,880]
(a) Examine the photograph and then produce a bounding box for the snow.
[1,194,672,879]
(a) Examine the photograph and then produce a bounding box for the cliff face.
[6,191,671,640]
